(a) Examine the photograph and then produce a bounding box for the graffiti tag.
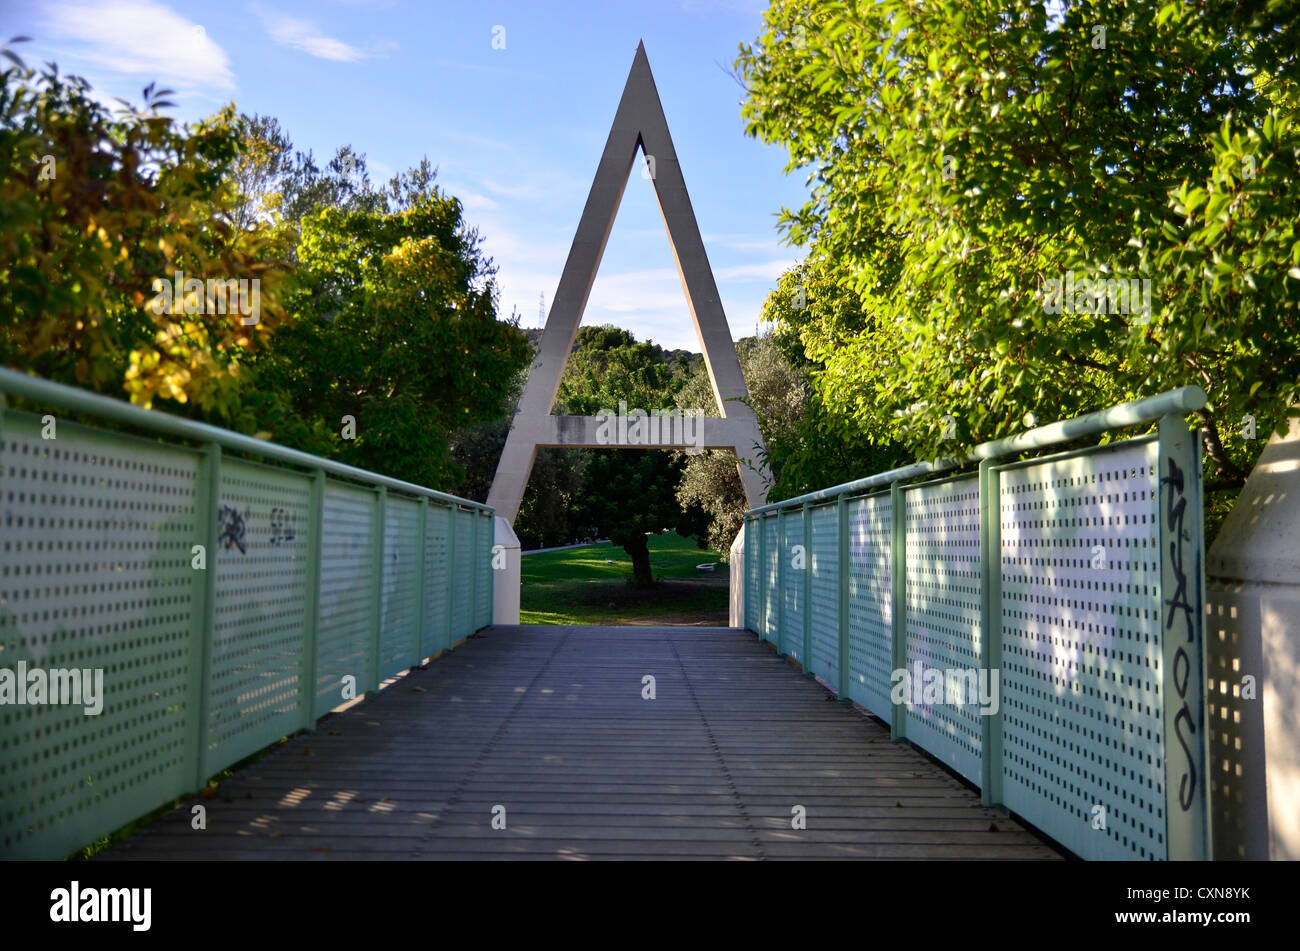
[1160,456,1196,812]
[217,505,247,554]
[269,506,296,544]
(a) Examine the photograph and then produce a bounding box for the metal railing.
[0,368,494,859]
[741,388,1211,860]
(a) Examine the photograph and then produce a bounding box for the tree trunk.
[624,533,654,587]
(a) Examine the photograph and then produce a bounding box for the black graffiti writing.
[269,506,296,544]
[1162,459,1195,638]
[1161,455,1197,813]
[1173,641,1190,695]
[217,505,247,555]
[1174,700,1198,811]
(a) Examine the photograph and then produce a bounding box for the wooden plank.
[103,625,1062,861]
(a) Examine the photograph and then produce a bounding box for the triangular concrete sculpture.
[487,41,772,524]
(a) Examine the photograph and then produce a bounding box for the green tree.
[248,184,531,489]
[557,325,703,584]
[736,0,1300,500]
[758,260,910,496]
[0,42,288,418]
[674,330,904,555]
[577,448,703,585]
[557,325,687,414]
[673,334,800,555]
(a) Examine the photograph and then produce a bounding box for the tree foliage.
[556,325,705,584]
[249,188,531,489]
[0,43,288,417]
[737,0,1300,491]
[556,325,690,415]
[674,331,903,555]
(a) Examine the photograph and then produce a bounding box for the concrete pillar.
[1205,415,1300,859]
[729,526,745,627]
[493,516,521,625]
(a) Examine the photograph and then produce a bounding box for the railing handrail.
[746,385,1207,515]
[0,366,492,513]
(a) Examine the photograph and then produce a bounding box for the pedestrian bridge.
[101,624,1057,860]
[0,369,1230,860]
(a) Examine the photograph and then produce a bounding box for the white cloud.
[41,0,236,93]
[255,9,365,62]
[714,259,799,282]
[443,184,499,211]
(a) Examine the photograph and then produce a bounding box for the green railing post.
[802,501,813,674]
[368,485,386,695]
[890,482,906,742]
[1158,413,1211,860]
[776,508,787,656]
[298,468,325,732]
[444,503,457,652]
[413,496,428,667]
[483,509,491,628]
[468,506,480,633]
[978,459,1004,807]
[758,517,766,639]
[837,495,851,701]
[189,442,220,790]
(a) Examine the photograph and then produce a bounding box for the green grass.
[520,532,728,626]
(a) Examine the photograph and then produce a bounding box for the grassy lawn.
[520,532,729,626]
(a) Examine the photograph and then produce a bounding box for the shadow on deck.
[103,625,1063,861]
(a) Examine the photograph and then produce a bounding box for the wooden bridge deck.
[104,626,1062,860]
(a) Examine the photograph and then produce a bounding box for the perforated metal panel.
[1204,584,1264,860]
[378,495,421,680]
[997,438,1166,860]
[0,414,198,859]
[451,508,472,639]
[422,503,451,657]
[475,510,492,630]
[782,510,804,662]
[809,503,839,682]
[762,515,778,644]
[205,459,311,774]
[846,492,893,720]
[315,481,376,719]
[0,387,493,860]
[902,475,983,784]
[744,518,759,632]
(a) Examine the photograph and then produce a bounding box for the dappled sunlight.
[276,787,313,809]
[324,791,358,812]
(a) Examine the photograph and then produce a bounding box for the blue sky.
[2,0,811,352]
